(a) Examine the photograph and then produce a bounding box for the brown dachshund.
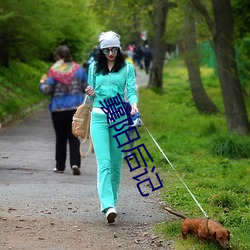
[162,207,231,249]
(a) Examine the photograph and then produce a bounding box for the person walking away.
[134,44,144,69]
[85,46,99,72]
[85,31,138,223]
[123,51,136,77]
[39,45,88,175]
[143,44,152,74]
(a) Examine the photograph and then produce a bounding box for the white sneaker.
[72,165,81,175]
[53,168,64,173]
[105,207,117,223]
[127,153,134,160]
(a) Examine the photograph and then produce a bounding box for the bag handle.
[79,95,94,158]
[79,112,94,158]
[83,94,88,105]
[79,136,94,158]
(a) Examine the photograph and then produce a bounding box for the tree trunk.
[147,0,169,89]
[212,0,250,134]
[191,0,250,134]
[184,4,218,114]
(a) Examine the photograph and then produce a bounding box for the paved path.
[135,68,149,88]
[0,71,172,249]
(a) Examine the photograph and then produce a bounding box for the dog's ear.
[213,231,217,240]
[227,230,230,240]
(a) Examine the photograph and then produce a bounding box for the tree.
[148,0,177,89]
[0,0,98,66]
[91,0,156,48]
[191,0,250,134]
[184,1,218,114]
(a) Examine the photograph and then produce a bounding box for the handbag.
[72,95,93,158]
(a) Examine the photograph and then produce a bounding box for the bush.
[210,135,250,159]
[210,191,237,209]
[0,60,49,123]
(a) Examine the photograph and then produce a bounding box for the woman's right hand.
[85,86,95,97]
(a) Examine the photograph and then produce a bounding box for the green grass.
[135,58,250,250]
[0,60,50,123]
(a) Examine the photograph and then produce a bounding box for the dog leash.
[139,118,209,218]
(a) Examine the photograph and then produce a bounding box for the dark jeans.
[51,110,80,171]
[144,59,151,74]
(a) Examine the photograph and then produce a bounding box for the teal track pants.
[90,112,126,212]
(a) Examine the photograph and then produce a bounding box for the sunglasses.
[102,47,119,55]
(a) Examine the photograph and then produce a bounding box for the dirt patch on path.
[0,215,173,250]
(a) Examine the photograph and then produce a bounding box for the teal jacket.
[87,62,138,108]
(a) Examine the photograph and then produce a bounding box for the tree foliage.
[0,0,99,67]
[232,0,250,39]
[164,2,184,44]
[91,0,156,46]
[232,0,250,95]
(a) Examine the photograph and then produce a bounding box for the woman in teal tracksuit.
[86,31,138,223]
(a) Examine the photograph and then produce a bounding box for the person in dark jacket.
[143,44,152,74]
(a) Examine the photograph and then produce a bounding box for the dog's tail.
[161,206,187,220]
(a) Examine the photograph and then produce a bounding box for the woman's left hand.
[85,86,96,97]
[131,103,138,115]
